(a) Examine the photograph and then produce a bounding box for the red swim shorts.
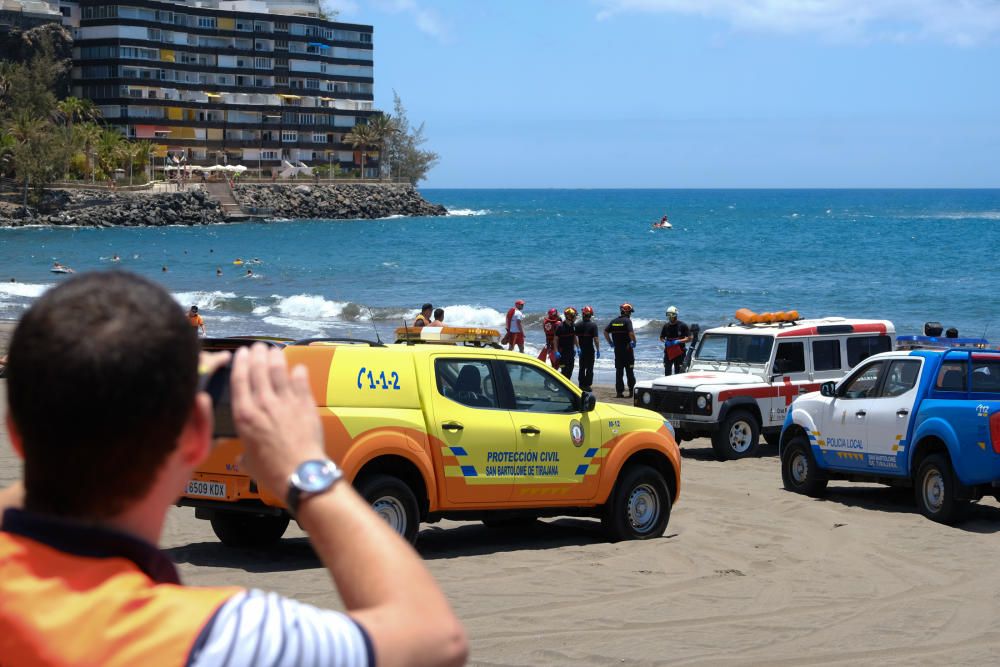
[508,332,525,346]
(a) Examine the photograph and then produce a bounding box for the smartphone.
[200,363,236,438]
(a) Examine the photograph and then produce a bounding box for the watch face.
[296,460,335,493]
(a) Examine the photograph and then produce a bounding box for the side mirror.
[820,381,836,398]
[579,391,597,413]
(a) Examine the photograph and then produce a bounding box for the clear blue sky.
[327,0,1000,188]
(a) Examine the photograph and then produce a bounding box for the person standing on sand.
[0,272,467,667]
[575,305,600,392]
[504,299,526,352]
[187,305,206,337]
[413,303,433,328]
[554,308,578,380]
[605,303,637,398]
[659,306,691,376]
[540,308,562,368]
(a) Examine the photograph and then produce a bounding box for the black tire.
[711,409,760,460]
[781,437,828,497]
[358,474,420,545]
[210,512,289,548]
[914,454,967,524]
[601,464,672,542]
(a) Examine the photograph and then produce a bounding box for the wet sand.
[3,325,1000,664]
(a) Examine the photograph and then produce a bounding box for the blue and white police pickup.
[779,347,1000,523]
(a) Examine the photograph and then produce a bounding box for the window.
[198,17,216,29]
[847,335,892,368]
[505,362,576,414]
[841,361,885,399]
[773,342,805,374]
[935,361,967,392]
[435,359,499,409]
[695,334,773,364]
[261,150,278,160]
[281,130,297,142]
[812,339,842,372]
[971,358,1000,393]
[881,360,921,397]
[312,133,327,143]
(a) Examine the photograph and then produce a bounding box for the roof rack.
[291,337,385,347]
[896,335,992,351]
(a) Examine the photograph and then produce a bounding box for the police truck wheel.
[601,464,671,542]
[210,512,289,548]
[358,474,420,545]
[711,410,760,460]
[915,454,967,525]
[781,437,827,497]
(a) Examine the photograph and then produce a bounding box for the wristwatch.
[286,459,343,516]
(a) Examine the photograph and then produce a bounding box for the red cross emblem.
[778,376,799,406]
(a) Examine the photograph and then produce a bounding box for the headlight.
[641,391,652,406]
[696,395,708,409]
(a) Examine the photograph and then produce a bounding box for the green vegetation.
[343,93,438,185]
[0,27,153,205]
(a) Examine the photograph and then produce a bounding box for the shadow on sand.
[165,517,617,572]
[680,442,779,461]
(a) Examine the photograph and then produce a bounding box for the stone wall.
[233,183,448,219]
[0,188,224,227]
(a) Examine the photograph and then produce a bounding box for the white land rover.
[634,315,895,460]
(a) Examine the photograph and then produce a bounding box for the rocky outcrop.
[0,188,224,227]
[232,183,448,219]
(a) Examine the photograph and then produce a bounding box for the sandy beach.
[2,321,1000,665]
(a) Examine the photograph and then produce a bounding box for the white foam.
[261,315,326,333]
[0,282,50,298]
[172,290,237,310]
[631,317,652,329]
[446,208,490,217]
[435,304,506,328]
[251,305,272,315]
[274,293,348,320]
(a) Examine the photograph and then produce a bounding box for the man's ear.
[6,413,24,460]
[177,394,212,467]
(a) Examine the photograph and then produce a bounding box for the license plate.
[186,480,226,499]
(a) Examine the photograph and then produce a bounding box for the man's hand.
[230,344,325,497]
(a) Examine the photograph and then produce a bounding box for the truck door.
[429,356,516,504]
[817,360,887,471]
[499,360,603,503]
[862,358,922,475]
[769,340,811,426]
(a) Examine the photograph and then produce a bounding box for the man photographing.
[0,271,467,667]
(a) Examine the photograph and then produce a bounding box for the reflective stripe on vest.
[0,533,240,666]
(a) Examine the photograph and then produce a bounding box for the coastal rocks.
[232,183,448,219]
[0,188,224,227]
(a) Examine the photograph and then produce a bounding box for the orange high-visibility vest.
[0,532,240,666]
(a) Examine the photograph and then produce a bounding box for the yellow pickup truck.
[180,329,681,546]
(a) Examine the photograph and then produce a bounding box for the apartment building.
[64,0,377,175]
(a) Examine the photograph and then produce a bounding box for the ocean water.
[1,189,998,381]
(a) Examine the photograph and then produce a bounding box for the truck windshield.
[695,334,773,364]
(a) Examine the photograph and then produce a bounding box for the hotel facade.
[58,0,378,175]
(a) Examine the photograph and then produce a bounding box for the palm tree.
[6,112,48,205]
[131,139,154,182]
[366,113,397,180]
[57,96,100,133]
[344,122,376,179]
[74,121,102,182]
[96,128,124,181]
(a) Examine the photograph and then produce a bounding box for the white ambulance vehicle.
[634,311,895,460]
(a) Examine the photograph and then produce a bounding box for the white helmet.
[666,306,679,316]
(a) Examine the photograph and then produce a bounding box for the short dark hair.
[433,308,444,320]
[6,271,200,518]
[422,303,433,312]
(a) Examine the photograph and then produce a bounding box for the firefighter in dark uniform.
[554,307,578,380]
[659,305,691,376]
[604,303,637,398]
[575,305,600,391]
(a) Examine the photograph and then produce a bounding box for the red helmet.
[548,308,558,317]
[582,305,594,316]
[620,302,634,314]
[515,299,525,306]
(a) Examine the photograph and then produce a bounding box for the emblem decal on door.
[570,419,585,446]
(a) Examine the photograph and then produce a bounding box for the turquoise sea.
[1,189,998,380]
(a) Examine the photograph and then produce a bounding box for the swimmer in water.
[216,267,222,277]
[162,266,168,273]
[112,254,120,263]
[245,268,253,277]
